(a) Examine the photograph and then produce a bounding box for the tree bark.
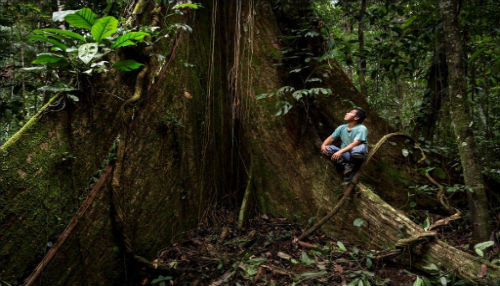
[439,0,491,241]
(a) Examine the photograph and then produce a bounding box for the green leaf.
[474,241,494,257]
[65,8,97,30]
[423,217,430,231]
[422,263,439,271]
[67,94,79,102]
[347,278,361,286]
[91,16,118,42]
[52,10,78,22]
[30,35,67,51]
[365,258,372,268]
[353,218,364,227]
[401,148,409,157]
[32,53,66,65]
[151,275,172,284]
[40,28,85,42]
[440,276,447,286]
[412,276,424,286]
[111,32,150,49]
[78,43,98,64]
[173,3,200,9]
[337,241,347,252]
[113,59,144,71]
[300,251,315,265]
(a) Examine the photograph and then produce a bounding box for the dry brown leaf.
[183,90,192,99]
[479,264,488,278]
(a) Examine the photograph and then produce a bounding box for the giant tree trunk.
[439,0,491,241]
[0,1,497,285]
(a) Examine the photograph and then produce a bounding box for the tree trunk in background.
[357,0,367,96]
[16,14,26,118]
[440,0,491,241]
[414,36,447,141]
[0,1,498,285]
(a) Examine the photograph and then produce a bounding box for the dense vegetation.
[1,0,499,285]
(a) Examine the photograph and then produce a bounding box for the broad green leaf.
[67,94,79,102]
[91,16,118,42]
[474,240,494,250]
[78,43,98,64]
[423,217,430,231]
[111,32,150,49]
[247,257,266,266]
[173,3,200,9]
[412,276,424,286]
[32,53,66,65]
[440,276,447,286]
[337,241,347,252]
[65,8,97,30]
[353,218,364,227]
[41,28,85,42]
[52,10,78,22]
[422,263,439,271]
[151,275,172,284]
[365,258,372,268]
[401,148,409,157]
[300,251,315,265]
[30,35,67,51]
[113,59,144,71]
[347,278,360,286]
[474,240,494,257]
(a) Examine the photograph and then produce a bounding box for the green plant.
[151,275,172,286]
[30,8,149,73]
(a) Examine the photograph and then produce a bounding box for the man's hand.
[321,145,329,155]
[321,136,335,155]
[331,151,343,160]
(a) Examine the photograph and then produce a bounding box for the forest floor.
[137,209,478,286]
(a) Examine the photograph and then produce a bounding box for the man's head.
[344,108,366,124]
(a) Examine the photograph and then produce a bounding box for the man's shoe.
[343,163,354,175]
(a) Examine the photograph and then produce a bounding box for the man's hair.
[353,108,366,123]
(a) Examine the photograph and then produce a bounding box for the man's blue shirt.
[330,124,368,149]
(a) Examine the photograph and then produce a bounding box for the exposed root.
[119,65,149,119]
[424,168,463,230]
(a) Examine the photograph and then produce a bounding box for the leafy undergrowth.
[142,210,418,286]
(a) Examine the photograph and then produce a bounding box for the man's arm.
[321,136,335,155]
[331,140,363,160]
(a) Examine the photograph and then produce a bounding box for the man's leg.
[325,145,352,175]
[325,145,351,161]
[344,144,368,180]
[351,144,368,159]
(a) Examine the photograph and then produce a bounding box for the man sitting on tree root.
[321,108,368,180]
